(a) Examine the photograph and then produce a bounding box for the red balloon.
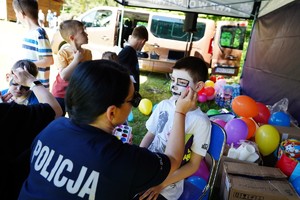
[209,75,216,83]
[198,87,205,95]
[253,102,271,124]
[203,86,215,97]
[231,95,258,118]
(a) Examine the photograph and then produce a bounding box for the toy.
[113,125,132,143]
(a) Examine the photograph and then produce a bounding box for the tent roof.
[115,0,295,19]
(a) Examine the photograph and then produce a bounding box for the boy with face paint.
[139,56,211,200]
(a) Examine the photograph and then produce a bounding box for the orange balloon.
[231,95,258,118]
[241,117,257,139]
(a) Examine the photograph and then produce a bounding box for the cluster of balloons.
[198,77,226,103]
[230,95,285,156]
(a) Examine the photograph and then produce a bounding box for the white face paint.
[170,69,195,100]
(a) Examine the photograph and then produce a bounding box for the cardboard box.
[274,125,300,141]
[220,162,300,200]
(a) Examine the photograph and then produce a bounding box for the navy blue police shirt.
[18,117,171,200]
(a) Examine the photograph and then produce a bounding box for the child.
[102,51,119,62]
[12,0,54,90]
[1,59,39,105]
[118,25,148,92]
[139,56,212,200]
[51,19,92,114]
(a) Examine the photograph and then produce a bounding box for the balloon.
[138,98,153,115]
[203,86,215,97]
[191,159,210,182]
[205,80,215,87]
[127,110,134,122]
[207,109,220,116]
[214,79,226,93]
[152,103,158,112]
[213,119,227,128]
[240,117,257,139]
[197,87,205,95]
[186,176,207,190]
[255,124,280,156]
[198,94,207,103]
[292,176,300,195]
[224,118,248,146]
[253,102,270,124]
[207,94,215,101]
[231,95,258,118]
[268,111,290,127]
[209,75,216,83]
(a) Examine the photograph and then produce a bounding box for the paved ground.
[0,20,57,90]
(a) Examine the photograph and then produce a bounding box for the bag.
[276,139,300,177]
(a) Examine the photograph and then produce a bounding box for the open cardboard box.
[220,162,300,200]
[273,125,300,141]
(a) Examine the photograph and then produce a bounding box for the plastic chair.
[179,121,227,200]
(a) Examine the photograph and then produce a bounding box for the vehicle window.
[220,25,246,50]
[150,15,206,42]
[81,10,112,28]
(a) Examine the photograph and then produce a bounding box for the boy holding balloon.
[139,56,211,200]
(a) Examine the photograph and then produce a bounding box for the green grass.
[129,71,221,145]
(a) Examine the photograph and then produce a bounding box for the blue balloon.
[292,176,300,195]
[127,111,134,122]
[268,111,290,127]
[186,176,207,190]
[152,104,158,112]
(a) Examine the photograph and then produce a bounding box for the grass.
[129,71,221,145]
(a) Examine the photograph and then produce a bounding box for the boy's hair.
[102,51,119,63]
[66,60,131,124]
[173,56,208,83]
[13,0,38,20]
[132,26,148,41]
[59,20,85,42]
[12,59,38,77]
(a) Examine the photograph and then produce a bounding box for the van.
[51,6,247,75]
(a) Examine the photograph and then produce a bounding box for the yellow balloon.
[138,98,153,115]
[255,124,280,156]
[205,80,215,88]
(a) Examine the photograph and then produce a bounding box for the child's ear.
[195,81,205,92]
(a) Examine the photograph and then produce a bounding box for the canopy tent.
[115,0,294,19]
[115,0,300,125]
[240,1,300,125]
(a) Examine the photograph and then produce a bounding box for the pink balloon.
[207,94,215,101]
[224,118,248,146]
[213,119,227,128]
[198,94,207,103]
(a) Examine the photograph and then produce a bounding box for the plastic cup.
[238,144,255,161]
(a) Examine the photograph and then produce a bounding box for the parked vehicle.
[51,6,247,75]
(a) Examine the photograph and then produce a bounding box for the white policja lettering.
[31,140,99,199]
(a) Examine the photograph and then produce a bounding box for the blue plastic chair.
[179,121,227,200]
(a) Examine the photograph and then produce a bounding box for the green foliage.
[61,0,118,16]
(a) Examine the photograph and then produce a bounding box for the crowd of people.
[0,0,212,199]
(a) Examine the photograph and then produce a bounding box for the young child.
[118,25,148,92]
[51,19,92,114]
[13,0,54,90]
[139,56,212,200]
[1,59,39,105]
[102,51,119,62]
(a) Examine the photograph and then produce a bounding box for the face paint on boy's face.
[170,69,195,100]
